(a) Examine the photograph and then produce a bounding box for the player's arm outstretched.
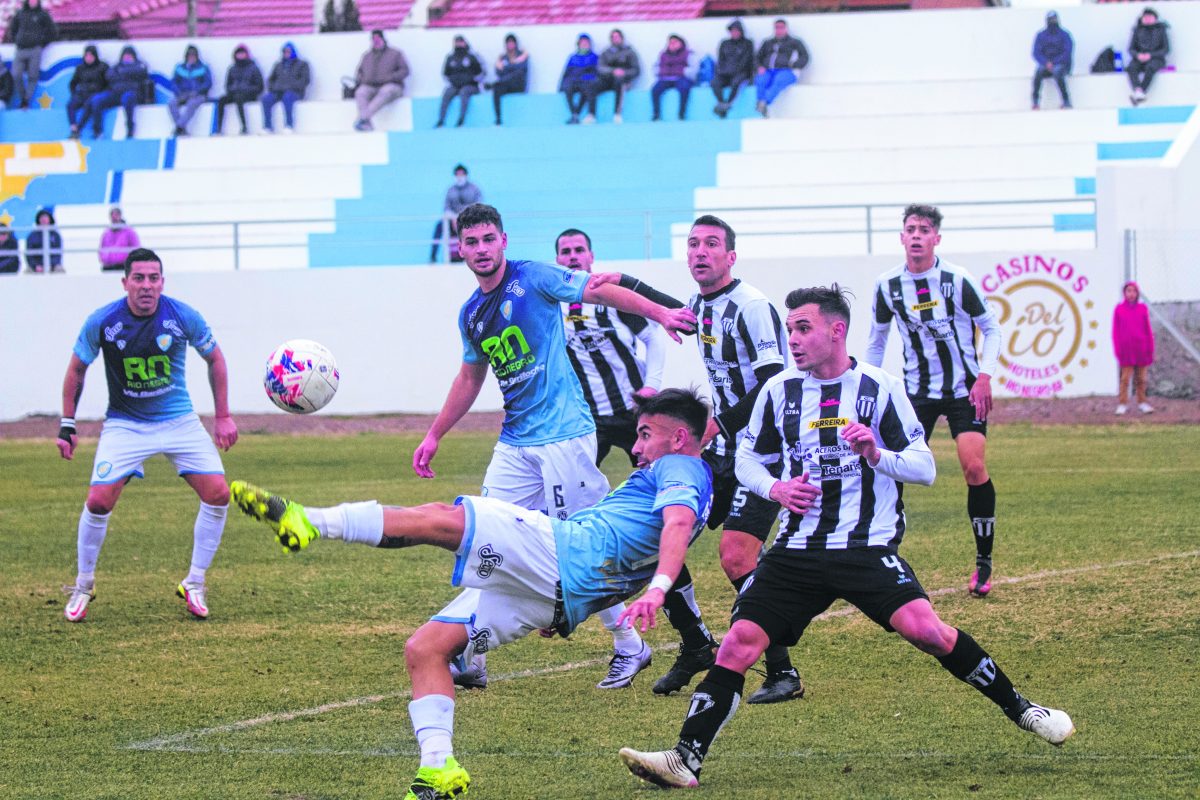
[57,354,89,460]
[413,360,489,478]
[582,277,696,343]
[201,345,238,451]
[618,504,699,632]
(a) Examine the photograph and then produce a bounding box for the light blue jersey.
[552,454,713,633]
[74,295,216,422]
[459,259,595,446]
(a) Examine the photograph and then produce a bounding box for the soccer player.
[650,214,802,704]
[865,205,1003,597]
[556,227,667,466]
[411,204,696,690]
[230,388,715,800]
[617,286,1073,790]
[58,248,238,622]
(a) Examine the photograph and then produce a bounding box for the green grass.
[1,424,1197,799]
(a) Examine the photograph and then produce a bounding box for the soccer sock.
[967,480,996,564]
[675,665,745,776]
[599,604,643,654]
[76,506,110,588]
[185,501,227,586]
[936,629,1026,721]
[662,565,715,649]
[306,502,383,546]
[409,694,455,769]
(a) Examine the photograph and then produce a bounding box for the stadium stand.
[429,0,705,28]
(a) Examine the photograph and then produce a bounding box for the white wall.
[0,245,1118,422]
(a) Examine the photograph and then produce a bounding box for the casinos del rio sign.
[982,255,1100,398]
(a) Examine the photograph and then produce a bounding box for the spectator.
[650,34,695,122]
[595,28,641,124]
[168,44,213,137]
[435,35,483,128]
[1127,7,1170,106]
[80,45,147,139]
[9,0,56,110]
[26,208,62,273]
[262,41,310,134]
[560,33,599,125]
[430,164,482,263]
[98,206,139,272]
[353,29,410,132]
[0,60,13,109]
[488,33,528,126]
[754,18,809,118]
[212,44,263,136]
[1112,281,1156,415]
[0,225,18,273]
[712,20,754,118]
[68,45,108,139]
[1032,11,1073,110]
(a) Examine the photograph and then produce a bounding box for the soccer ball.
[264,339,339,414]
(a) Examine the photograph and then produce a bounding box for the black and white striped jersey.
[689,280,786,456]
[563,302,666,418]
[735,361,936,551]
[865,258,1001,402]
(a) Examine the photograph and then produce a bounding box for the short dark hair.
[634,387,710,441]
[785,284,853,327]
[902,204,943,230]
[453,163,468,174]
[555,228,592,252]
[690,214,736,251]
[457,203,503,236]
[124,247,163,276]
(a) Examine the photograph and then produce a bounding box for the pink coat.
[1112,281,1155,367]
[99,226,140,268]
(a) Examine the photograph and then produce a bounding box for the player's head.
[784,284,854,377]
[122,248,165,316]
[555,228,594,272]
[457,203,506,279]
[631,388,710,466]
[687,214,737,291]
[901,204,943,262]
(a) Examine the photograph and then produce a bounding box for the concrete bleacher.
[430,0,705,28]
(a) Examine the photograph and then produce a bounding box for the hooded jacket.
[757,33,809,72]
[225,46,264,96]
[106,47,148,96]
[26,209,62,271]
[443,43,483,89]
[356,34,410,89]
[717,22,755,80]
[655,37,693,81]
[70,46,109,98]
[1112,282,1155,366]
[268,42,310,96]
[598,41,641,83]
[1033,22,1073,69]
[1129,17,1170,60]
[172,46,213,97]
[560,40,599,89]
[11,1,56,50]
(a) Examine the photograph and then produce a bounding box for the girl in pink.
[1112,281,1155,414]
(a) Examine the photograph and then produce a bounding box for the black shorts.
[594,411,638,466]
[731,547,929,645]
[702,449,780,542]
[912,396,987,440]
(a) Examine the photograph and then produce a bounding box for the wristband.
[58,417,76,442]
[648,574,674,595]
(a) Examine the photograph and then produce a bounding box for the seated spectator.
[98,206,139,272]
[68,45,108,139]
[10,0,56,110]
[26,208,62,273]
[431,164,482,263]
[168,44,213,137]
[1032,11,1073,110]
[560,33,599,125]
[212,44,263,135]
[0,225,18,273]
[595,28,640,124]
[0,60,13,109]
[1127,7,1170,106]
[650,34,695,122]
[488,33,528,126]
[262,42,310,134]
[754,18,808,118]
[79,45,146,139]
[435,35,483,128]
[353,30,410,132]
[713,20,754,118]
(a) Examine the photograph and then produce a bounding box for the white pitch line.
[125,548,1200,753]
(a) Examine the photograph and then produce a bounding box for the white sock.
[409,694,455,768]
[306,502,382,546]
[186,501,227,586]
[599,604,643,654]
[76,506,110,586]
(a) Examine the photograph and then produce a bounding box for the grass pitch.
[1,424,1197,799]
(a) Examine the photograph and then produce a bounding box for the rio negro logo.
[122,355,172,390]
[481,324,536,378]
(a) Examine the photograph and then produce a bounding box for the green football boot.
[230,480,321,553]
[403,756,470,799]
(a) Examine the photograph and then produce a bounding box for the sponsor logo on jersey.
[819,398,840,407]
[911,300,939,311]
[916,286,931,295]
[808,417,847,429]
[500,299,513,321]
[909,426,924,441]
[162,319,184,337]
[755,339,776,351]
[699,333,717,345]
[504,279,525,296]
[103,322,123,342]
[156,334,172,351]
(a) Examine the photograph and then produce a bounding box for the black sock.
[676,665,745,774]
[967,479,996,563]
[730,571,793,673]
[663,565,715,650]
[937,629,1026,720]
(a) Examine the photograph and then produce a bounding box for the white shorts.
[91,413,224,485]
[482,433,609,520]
[431,496,561,666]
